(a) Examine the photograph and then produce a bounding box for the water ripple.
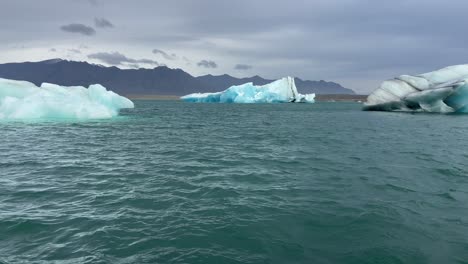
[1,101,468,263]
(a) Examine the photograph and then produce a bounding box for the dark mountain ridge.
[0,59,355,95]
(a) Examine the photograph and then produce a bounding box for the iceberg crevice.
[0,78,134,119]
[363,65,468,113]
[181,77,315,103]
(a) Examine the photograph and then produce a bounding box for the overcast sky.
[1,0,467,93]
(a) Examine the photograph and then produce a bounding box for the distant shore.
[314,94,367,102]
[126,94,368,102]
[126,95,180,100]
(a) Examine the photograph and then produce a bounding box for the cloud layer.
[3,0,468,93]
[60,23,96,36]
[152,49,176,60]
[94,18,114,28]
[197,60,217,68]
[88,52,159,66]
[234,64,252,70]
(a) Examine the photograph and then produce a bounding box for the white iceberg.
[363,65,468,113]
[0,78,134,119]
[181,77,315,103]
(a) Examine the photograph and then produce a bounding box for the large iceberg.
[181,77,315,103]
[0,78,134,119]
[363,65,468,113]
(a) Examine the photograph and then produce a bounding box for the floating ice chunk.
[363,65,468,113]
[0,78,134,119]
[181,77,315,103]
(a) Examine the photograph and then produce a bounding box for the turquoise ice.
[0,78,134,119]
[364,65,468,113]
[181,77,315,103]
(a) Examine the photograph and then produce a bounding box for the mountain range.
[0,59,355,95]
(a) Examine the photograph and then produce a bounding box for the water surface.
[1,101,468,263]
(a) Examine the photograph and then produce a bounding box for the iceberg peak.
[181,76,315,103]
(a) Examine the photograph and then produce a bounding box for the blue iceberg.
[0,78,134,119]
[181,77,315,103]
[364,65,468,113]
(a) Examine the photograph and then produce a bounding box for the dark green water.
[1,101,468,264]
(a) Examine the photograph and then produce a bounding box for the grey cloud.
[127,63,140,69]
[183,57,192,66]
[68,49,81,54]
[197,60,217,68]
[88,51,160,66]
[60,23,96,36]
[136,58,160,65]
[49,48,56,52]
[234,64,252,70]
[152,49,176,60]
[95,18,114,28]
[4,0,468,93]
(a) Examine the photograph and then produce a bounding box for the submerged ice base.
[181,77,315,103]
[0,78,134,119]
[364,65,468,113]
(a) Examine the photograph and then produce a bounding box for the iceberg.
[0,78,134,119]
[363,65,468,113]
[181,77,315,103]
